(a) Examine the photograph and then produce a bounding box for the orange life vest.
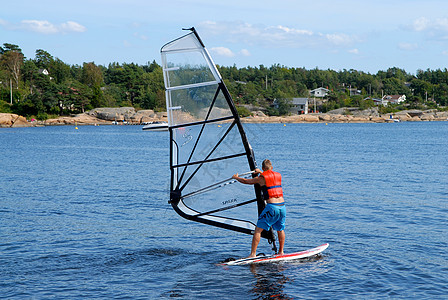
[262,170,283,198]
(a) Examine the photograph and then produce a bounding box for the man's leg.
[248,227,264,258]
[277,230,285,255]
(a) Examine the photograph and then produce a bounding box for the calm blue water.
[1,122,447,299]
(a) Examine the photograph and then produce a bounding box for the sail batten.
[162,28,276,245]
[173,152,247,173]
[169,116,234,129]
[165,80,220,91]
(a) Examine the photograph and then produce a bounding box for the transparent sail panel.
[161,33,202,53]
[173,122,245,190]
[168,84,233,125]
[179,154,250,198]
[165,51,217,88]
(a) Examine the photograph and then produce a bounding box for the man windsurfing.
[232,159,286,258]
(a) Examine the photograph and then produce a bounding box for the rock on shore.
[0,113,31,127]
[43,107,167,125]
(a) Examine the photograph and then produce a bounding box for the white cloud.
[348,48,359,54]
[438,18,448,31]
[210,47,235,57]
[21,20,59,34]
[413,17,430,32]
[409,16,448,39]
[199,21,358,49]
[442,51,448,56]
[239,49,251,56]
[270,25,313,36]
[325,33,354,46]
[60,21,86,33]
[0,19,86,34]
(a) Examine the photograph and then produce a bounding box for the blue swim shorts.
[256,203,286,231]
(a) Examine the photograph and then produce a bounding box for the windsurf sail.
[161,28,276,248]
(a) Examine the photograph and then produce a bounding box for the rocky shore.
[1,107,447,127]
[0,107,167,127]
[242,108,448,123]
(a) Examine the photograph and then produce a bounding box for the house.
[348,88,362,96]
[310,87,330,98]
[365,97,388,106]
[382,95,406,104]
[291,98,309,114]
[272,98,309,114]
[38,69,53,80]
[373,98,389,106]
[38,69,49,76]
[365,95,406,106]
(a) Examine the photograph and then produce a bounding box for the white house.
[291,98,309,114]
[382,95,406,104]
[38,69,53,80]
[38,69,49,76]
[310,87,330,98]
[365,97,388,106]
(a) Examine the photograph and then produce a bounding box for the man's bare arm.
[232,173,265,185]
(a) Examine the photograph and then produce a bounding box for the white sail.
[161,28,274,242]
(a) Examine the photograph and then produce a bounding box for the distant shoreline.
[1,109,447,128]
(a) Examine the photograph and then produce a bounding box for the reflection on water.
[248,254,330,299]
[250,263,292,300]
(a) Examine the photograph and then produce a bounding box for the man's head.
[262,159,273,171]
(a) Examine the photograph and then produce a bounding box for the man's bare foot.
[246,254,256,259]
[276,252,284,256]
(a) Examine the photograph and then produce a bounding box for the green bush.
[0,100,12,113]
[36,112,49,120]
[236,105,251,117]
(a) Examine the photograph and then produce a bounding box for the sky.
[1,0,448,74]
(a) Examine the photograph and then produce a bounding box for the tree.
[410,79,432,100]
[382,78,409,95]
[0,43,24,89]
[34,49,54,70]
[81,62,104,107]
[81,62,103,88]
[50,58,71,84]
[0,43,22,54]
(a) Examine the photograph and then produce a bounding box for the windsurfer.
[232,159,286,258]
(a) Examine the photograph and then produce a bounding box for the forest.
[1,42,447,119]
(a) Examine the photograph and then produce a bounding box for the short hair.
[262,159,272,170]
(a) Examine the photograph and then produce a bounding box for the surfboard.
[220,243,329,266]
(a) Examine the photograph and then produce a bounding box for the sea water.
[1,122,447,299]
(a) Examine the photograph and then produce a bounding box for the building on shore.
[382,95,406,105]
[291,98,309,114]
[310,87,330,98]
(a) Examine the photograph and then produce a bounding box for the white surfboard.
[220,243,329,266]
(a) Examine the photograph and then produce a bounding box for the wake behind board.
[221,243,329,266]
